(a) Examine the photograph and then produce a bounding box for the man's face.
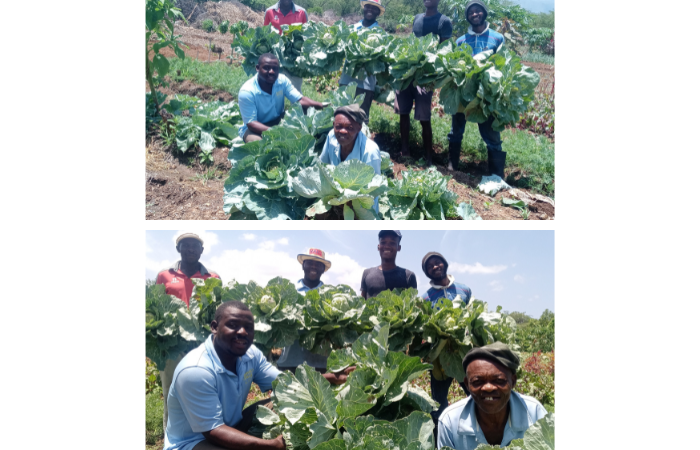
[279,0,292,9]
[377,235,401,260]
[363,4,381,22]
[177,238,203,264]
[256,57,279,85]
[426,256,447,281]
[423,0,439,10]
[303,259,325,282]
[333,113,361,146]
[466,5,486,27]
[211,307,255,357]
[465,359,516,416]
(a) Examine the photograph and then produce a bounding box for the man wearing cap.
[156,232,222,430]
[164,300,352,450]
[446,0,506,176]
[320,104,382,213]
[277,248,332,373]
[238,53,327,143]
[420,252,472,430]
[437,343,547,450]
[361,230,417,299]
[338,0,385,124]
[263,0,308,92]
[395,0,452,163]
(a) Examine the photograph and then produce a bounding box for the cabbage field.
[146,277,554,449]
[147,18,549,220]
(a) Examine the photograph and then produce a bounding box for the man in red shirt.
[154,232,221,430]
[263,0,308,92]
[155,232,220,306]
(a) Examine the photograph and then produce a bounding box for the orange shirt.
[263,2,308,34]
[155,261,220,306]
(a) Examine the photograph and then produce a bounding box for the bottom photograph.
[145,230,555,450]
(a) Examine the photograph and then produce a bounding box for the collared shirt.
[455,23,504,56]
[155,261,220,306]
[237,74,303,138]
[421,274,473,307]
[164,336,281,450]
[339,21,380,90]
[263,2,308,34]
[320,130,381,213]
[437,392,548,450]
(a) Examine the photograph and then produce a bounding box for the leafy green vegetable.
[380,151,394,178]
[472,414,554,450]
[342,28,396,80]
[413,298,518,381]
[229,20,249,37]
[225,277,304,355]
[218,20,230,35]
[387,34,453,91]
[382,167,462,220]
[298,284,368,355]
[296,21,352,77]
[168,100,242,154]
[291,159,388,220]
[233,25,282,76]
[363,288,426,352]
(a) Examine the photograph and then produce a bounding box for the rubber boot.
[447,142,461,171]
[490,150,507,179]
[487,150,496,175]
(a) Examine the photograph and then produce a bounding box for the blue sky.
[512,0,554,14]
[146,230,553,318]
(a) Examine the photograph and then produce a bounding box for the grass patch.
[146,392,164,445]
[168,58,250,98]
[522,52,555,65]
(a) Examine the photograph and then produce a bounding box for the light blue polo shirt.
[437,392,547,450]
[320,129,381,213]
[339,21,380,90]
[277,279,328,368]
[237,73,303,137]
[164,336,281,450]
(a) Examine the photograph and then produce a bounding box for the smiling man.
[420,252,472,432]
[238,53,327,143]
[165,301,352,450]
[361,230,417,299]
[446,0,506,176]
[437,343,547,450]
[395,0,452,163]
[338,0,386,124]
[277,248,333,373]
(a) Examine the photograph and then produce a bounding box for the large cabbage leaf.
[233,25,282,76]
[473,414,554,450]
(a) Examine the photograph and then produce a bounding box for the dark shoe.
[447,142,461,171]
[490,150,507,179]
[425,148,433,166]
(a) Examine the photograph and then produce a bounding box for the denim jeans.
[430,370,469,426]
[447,113,503,152]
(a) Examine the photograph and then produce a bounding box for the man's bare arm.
[246,120,270,135]
[298,96,327,110]
[203,426,284,450]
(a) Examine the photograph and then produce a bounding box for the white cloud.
[276,237,289,246]
[172,230,220,256]
[514,274,525,283]
[321,252,366,294]
[450,262,508,275]
[489,280,504,292]
[242,233,256,241]
[258,238,289,251]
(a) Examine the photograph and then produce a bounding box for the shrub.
[517,351,555,412]
[200,19,214,32]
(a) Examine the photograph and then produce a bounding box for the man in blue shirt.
[320,105,382,213]
[446,0,506,178]
[164,301,351,450]
[437,343,547,450]
[338,0,385,124]
[420,252,472,434]
[238,53,327,142]
[277,248,332,373]
[395,0,452,164]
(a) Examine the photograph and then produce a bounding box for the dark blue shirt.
[412,12,453,39]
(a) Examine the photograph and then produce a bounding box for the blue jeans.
[430,370,469,426]
[447,113,503,152]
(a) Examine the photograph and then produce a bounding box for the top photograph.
[146,0,555,220]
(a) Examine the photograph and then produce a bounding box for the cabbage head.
[259,295,277,314]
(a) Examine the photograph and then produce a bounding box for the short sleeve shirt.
[164,336,281,450]
[339,21,380,90]
[263,2,308,34]
[361,266,418,298]
[412,13,453,39]
[155,261,220,306]
[237,74,303,137]
[437,392,548,450]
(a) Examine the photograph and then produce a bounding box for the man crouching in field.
[237,53,327,143]
[164,301,351,450]
[437,343,547,450]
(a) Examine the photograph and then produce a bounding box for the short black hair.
[214,300,250,323]
[257,53,278,65]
